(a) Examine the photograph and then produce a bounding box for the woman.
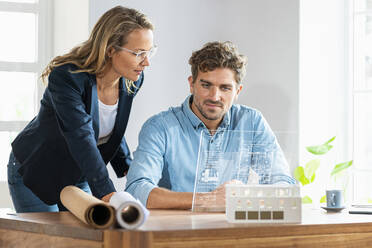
[7,6,156,212]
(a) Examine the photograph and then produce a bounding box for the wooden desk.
[1,207,372,247]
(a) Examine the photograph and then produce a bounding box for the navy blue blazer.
[12,63,143,205]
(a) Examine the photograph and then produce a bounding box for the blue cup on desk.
[326,190,344,208]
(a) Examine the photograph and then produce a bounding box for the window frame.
[0,0,52,131]
[0,0,52,182]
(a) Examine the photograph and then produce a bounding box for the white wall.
[299,0,350,203]
[89,0,300,189]
[0,182,12,208]
[300,0,349,159]
[53,0,89,55]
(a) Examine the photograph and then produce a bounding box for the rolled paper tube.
[60,185,115,229]
[109,191,149,229]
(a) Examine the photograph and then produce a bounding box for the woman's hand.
[101,192,115,202]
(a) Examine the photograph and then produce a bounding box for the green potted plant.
[294,136,353,204]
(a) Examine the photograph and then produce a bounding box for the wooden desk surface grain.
[1,207,372,248]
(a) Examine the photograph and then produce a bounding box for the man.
[126,41,295,209]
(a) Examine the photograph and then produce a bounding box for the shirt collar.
[219,108,231,129]
[182,95,231,130]
[182,95,203,129]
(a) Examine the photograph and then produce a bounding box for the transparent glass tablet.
[192,130,296,212]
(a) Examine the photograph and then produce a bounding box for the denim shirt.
[126,96,295,206]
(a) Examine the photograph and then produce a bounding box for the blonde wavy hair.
[189,41,247,84]
[41,6,154,92]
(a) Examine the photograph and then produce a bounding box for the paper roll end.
[116,204,144,229]
[87,204,116,229]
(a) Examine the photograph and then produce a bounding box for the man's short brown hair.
[188,41,247,84]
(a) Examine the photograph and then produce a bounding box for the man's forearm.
[147,187,193,209]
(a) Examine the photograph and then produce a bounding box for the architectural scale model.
[225,184,301,223]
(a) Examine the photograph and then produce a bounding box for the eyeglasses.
[114,45,158,61]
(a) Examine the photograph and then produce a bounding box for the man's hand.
[212,179,243,195]
[194,180,243,211]
[101,192,115,202]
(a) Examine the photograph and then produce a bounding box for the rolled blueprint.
[109,191,149,229]
[60,186,115,229]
